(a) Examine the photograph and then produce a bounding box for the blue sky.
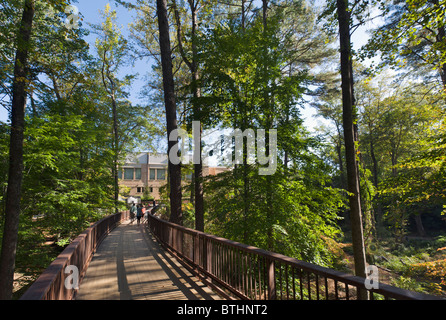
[0,0,144,123]
[77,0,149,105]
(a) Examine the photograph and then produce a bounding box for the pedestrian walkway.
[75,221,221,300]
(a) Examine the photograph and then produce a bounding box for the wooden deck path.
[75,220,221,300]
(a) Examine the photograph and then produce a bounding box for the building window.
[149,168,156,180]
[157,168,166,180]
[135,168,141,180]
[137,187,144,193]
[124,168,134,180]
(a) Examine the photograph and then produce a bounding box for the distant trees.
[312,1,446,291]
[356,76,444,240]
[320,0,446,245]
[359,0,446,241]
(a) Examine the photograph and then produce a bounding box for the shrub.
[409,259,446,288]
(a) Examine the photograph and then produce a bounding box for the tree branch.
[172,0,193,70]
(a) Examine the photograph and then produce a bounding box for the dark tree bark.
[336,0,368,286]
[101,60,119,214]
[112,96,119,213]
[335,120,345,190]
[0,0,35,300]
[156,0,182,225]
[370,139,378,188]
[414,214,426,237]
[189,0,204,232]
[173,0,204,231]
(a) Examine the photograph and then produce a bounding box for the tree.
[172,0,206,231]
[92,4,132,213]
[360,0,446,240]
[200,7,345,266]
[364,83,443,239]
[0,0,35,300]
[362,0,446,90]
[156,0,182,224]
[21,113,115,238]
[335,0,368,285]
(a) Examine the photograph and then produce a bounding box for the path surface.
[75,221,221,300]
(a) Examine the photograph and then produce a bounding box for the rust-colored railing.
[20,211,129,300]
[147,212,443,300]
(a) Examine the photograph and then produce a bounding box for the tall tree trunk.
[335,121,345,190]
[173,0,203,231]
[101,62,119,214]
[112,95,119,213]
[370,135,383,231]
[391,149,398,177]
[156,0,182,225]
[190,0,204,232]
[262,0,274,251]
[262,0,268,28]
[370,138,378,188]
[414,214,426,237]
[336,0,368,293]
[193,117,204,231]
[241,0,246,29]
[0,0,35,300]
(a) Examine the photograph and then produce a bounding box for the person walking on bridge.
[130,202,137,224]
[136,204,143,226]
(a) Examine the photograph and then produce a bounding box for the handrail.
[20,211,129,300]
[146,211,444,300]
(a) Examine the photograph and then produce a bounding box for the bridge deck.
[75,220,221,300]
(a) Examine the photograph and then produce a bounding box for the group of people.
[129,201,155,225]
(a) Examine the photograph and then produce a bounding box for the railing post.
[206,238,212,273]
[194,233,199,266]
[267,259,276,300]
[200,235,206,271]
[172,227,176,251]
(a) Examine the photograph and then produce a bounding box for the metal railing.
[147,211,443,300]
[20,211,129,300]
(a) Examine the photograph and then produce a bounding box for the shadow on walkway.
[75,221,221,300]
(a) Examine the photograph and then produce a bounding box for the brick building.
[118,152,228,202]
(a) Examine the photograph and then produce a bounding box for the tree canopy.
[0,0,445,299]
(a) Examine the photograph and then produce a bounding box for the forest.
[0,0,445,300]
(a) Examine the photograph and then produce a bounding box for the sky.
[0,0,377,133]
[77,0,148,104]
[0,0,141,124]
